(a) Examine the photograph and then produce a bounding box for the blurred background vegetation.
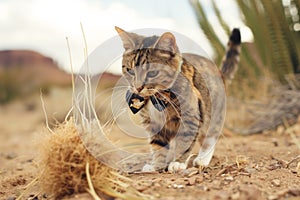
[190,0,300,133]
[190,0,300,99]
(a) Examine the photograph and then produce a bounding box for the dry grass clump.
[37,119,146,199]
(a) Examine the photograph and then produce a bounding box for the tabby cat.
[115,26,241,172]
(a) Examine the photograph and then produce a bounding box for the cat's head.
[115,26,182,98]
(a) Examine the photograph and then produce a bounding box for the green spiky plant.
[189,0,300,96]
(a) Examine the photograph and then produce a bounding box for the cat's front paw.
[142,164,155,172]
[168,162,187,173]
[193,156,210,168]
[193,150,214,168]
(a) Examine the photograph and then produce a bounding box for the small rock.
[244,167,256,174]
[187,176,196,185]
[154,193,160,198]
[5,153,17,160]
[196,176,204,183]
[135,184,150,192]
[271,179,281,187]
[153,182,161,187]
[272,138,279,147]
[16,166,23,171]
[177,184,185,189]
[172,183,185,189]
[199,185,209,191]
[203,173,210,179]
[224,176,234,182]
[268,195,279,200]
[6,197,16,200]
[134,180,152,192]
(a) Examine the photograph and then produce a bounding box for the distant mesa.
[0,49,121,86]
[0,50,121,103]
[0,50,71,86]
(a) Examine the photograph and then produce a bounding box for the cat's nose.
[135,80,145,92]
[136,85,144,92]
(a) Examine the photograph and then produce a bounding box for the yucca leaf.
[261,0,294,79]
[189,0,225,62]
[212,0,231,35]
[189,0,299,84]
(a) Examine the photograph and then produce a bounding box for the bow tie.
[125,90,170,114]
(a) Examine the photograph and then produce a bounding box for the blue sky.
[0,0,252,73]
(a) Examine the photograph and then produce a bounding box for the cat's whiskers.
[96,89,128,133]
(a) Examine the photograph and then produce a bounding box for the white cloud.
[0,0,176,73]
[0,0,253,74]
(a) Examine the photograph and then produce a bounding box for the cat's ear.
[115,26,135,50]
[154,32,178,53]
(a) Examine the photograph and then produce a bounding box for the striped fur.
[116,27,240,172]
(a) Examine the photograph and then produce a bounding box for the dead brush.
[39,119,146,199]
[17,118,147,200]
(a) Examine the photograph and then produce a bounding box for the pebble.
[5,153,17,160]
[16,166,23,171]
[187,176,196,185]
[244,166,256,174]
[224,176,234,182]
[199,185,209,191]
[271,179,281,187]
[153,182,161,187]
[6,197,16,200]
[272,138,279,147]
[196,176,204,183]
[134,180,152,192]
[268,195,279,200]
[172,183,185,189]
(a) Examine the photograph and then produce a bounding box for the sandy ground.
[0,87,299,200]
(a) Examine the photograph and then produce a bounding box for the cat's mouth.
[126,89,170,114]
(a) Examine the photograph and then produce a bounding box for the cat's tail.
[220,28,241,86]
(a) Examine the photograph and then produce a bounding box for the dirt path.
[0,90,299,200]
[128,132,300,200]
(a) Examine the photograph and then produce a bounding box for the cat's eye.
[147,70,159,78]
[127,68,135,76]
